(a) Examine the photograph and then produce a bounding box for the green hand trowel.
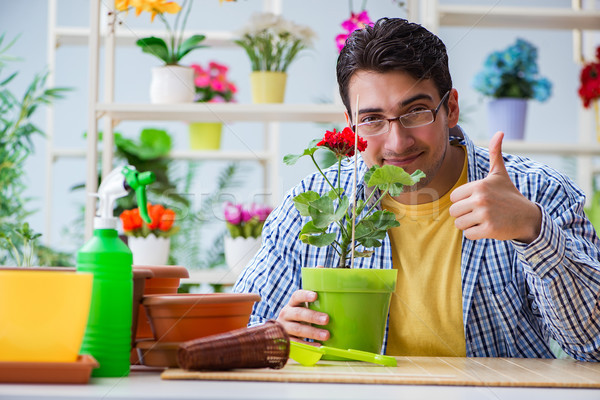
[289,340,397,367]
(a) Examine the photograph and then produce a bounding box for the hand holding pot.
[276,289,330,343]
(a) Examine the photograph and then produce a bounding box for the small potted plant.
[115,0,206,103]
[283,127,424,355]
[120,202,179,265]
[472,38,552,140]
[188,61,237,150]
[223,202,272,275]
[235,12,316,103]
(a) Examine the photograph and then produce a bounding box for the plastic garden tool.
[289,340,397,367]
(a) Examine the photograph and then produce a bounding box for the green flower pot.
[301,267,397,359]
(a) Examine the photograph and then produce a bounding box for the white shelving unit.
[414,0,599,198]
[45,1,599,283]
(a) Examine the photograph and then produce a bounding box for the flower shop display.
[335,10,373,52]
[115,0,206,103]
[223,202,272,275]
[189,61,238,150]
[284,126,424,356]
[578,45,600,141]
[120,203,179,265]
[235,12,317,103]
[472,38,552,140]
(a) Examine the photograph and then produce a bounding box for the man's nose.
[386,119,415,150]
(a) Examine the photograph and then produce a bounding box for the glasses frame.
[353,90,450,137]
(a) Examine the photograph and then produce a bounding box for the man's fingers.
[488,131,508,176]
[288,289,317,307]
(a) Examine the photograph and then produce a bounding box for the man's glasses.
[352,90,450,137]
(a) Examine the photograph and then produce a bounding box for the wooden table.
[1,358,600,400]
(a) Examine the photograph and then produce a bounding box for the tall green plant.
[0,33,70,266]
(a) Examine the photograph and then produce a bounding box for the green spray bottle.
[77,165,155,377]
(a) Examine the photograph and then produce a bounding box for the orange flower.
[120,208,143,232]
[147,203,165,230]
[159,209,176,231]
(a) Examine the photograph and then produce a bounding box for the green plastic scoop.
[289,340,397,367]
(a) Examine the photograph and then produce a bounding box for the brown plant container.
[0,355,98,384]
[142,293,260,343]
[132,265,189,340]
[136,340,179,368]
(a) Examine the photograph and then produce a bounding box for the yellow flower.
[126,0,181,22]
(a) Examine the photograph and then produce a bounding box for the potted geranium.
[120,203,179,265]
[234,12,316,103]
[188,61,237,150]
[223,202,272,275]
[472,38,552,140]
[283,127,424,355]
[115,0,206,103]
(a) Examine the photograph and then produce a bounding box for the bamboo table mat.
[161,357,600,388]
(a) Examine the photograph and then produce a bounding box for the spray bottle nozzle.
[122,166,156,224]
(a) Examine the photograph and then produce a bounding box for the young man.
[233,18,600,361]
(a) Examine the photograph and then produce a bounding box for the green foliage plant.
[285,127,424,268]
[0,33,70,266]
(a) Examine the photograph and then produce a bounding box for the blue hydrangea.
[472,38,552,102]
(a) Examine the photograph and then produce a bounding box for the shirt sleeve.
[232,191,304,327]
[511,181,600,361]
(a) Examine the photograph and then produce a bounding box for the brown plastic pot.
[136,340,179,368]
[142,293,260,343]
[132,265,189,341]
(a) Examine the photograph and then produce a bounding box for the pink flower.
[224,202,243,225]
[336,10,373,53]
[192,60,237,103]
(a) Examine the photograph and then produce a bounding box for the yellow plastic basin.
[0,269,93,362]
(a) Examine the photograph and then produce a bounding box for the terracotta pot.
[136,340,179,368]
[132,265,189,341]
[142,293,260,343]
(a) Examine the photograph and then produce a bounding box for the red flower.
[316,127,367,158]
[578,46,600,108]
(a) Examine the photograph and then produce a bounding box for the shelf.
[55,27,236,47]
[438,6,600,30]
[169,150,270,161]
[185,269,238,286]
[472,140,600,156]
[95,103,347,123]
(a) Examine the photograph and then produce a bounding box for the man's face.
[347,70,459,194]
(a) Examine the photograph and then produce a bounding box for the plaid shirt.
[234,127,600,361]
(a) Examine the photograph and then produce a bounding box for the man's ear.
[344,112,351,128]
[447,88,460,128]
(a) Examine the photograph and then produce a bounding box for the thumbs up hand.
[449,131,542,243]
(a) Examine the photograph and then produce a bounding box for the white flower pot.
[224,236,262,276]
[128,236,171,266]
[486,98,528,140]
[149,65,195,104]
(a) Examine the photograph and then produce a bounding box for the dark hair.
[336,17,452,115]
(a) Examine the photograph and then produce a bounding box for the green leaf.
[299,228,336,247]
[292,191,320,216]
[299,220,327,235]
[176,35,206,63]
[354,210,399,248]
[139,128,172,158]
[308,195,335,228]
[283,143,319,165]
[136,37,170,64]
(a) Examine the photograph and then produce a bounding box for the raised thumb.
[488,131,507,176]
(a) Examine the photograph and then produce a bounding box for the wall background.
[0,0,596,259]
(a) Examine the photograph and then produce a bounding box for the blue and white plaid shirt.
[234,127,600,361]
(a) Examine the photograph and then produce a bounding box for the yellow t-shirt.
[382,148,468,357]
